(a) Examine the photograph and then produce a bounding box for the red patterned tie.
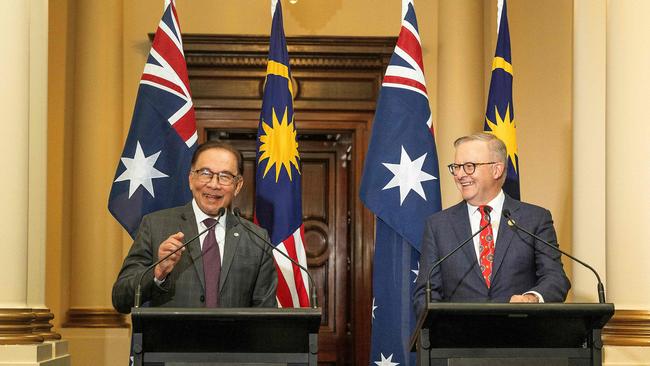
[202,218,221,307]
[479,205,495,288]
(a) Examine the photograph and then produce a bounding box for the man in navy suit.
[413,133,570,317]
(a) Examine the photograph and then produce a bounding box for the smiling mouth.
[459,180,474,187]
[203,193,223,202]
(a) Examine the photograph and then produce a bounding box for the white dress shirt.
[192,199,226,264]
[466,190,505,265]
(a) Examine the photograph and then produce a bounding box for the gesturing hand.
[154,232,185,281]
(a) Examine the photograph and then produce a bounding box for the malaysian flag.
[360,1,442,365]
[108,0,197,238]
[254,0,309,308]
[484,0,520,199]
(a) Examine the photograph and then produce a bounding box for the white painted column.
[602,0,650,364]
[606,0,650,311]
[0,0,70,364]
[0,0,31,314]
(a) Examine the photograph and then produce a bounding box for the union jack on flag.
[109,0,197,238]
[254,0,310,308]
[360,1,442,365]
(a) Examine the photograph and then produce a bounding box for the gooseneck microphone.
[502,209,606,303]
[425,206,492,304]
[134,207,226,308]
[232,207,319,309]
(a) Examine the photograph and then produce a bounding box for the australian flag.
[484,0,520,200]
[254,0,310,308]
[360,1,442,365]
[108,0,197,238]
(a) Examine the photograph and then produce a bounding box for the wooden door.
[209,131,352,364]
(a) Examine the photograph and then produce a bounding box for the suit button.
[200,295,205,302]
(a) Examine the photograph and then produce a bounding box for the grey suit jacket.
[112,203,278,314]
[413,195,571,318]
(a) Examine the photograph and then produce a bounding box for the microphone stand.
[503,210,606,303]
[233,208,319,309]
[425,208,492,304]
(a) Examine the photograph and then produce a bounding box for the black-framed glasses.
[447,162,497,176]
[192,168,241,186]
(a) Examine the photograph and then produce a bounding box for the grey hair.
[453,132,508,165]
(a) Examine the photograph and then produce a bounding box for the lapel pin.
[233,232,240,237]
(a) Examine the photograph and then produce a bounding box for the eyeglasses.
[447,162,497,176]
[192,168,241,186]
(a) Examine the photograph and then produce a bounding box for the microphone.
[425,206,492,304]
[502,209,606,303]
[232,207,318,309]
[134,207,226,308]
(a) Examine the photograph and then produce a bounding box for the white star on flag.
[114,141,169,198]
[412,261,419,283]
[374,353,399,366]
[382,146,436,205]
[372,297,378,320]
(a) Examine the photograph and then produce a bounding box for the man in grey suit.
[413,133,570,317]
[112,141,277,313]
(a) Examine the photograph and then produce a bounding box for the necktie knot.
[203,218,218,230]
[479,205,492,222]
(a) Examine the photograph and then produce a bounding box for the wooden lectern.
[131,307,321,366]
[412,303,614,366]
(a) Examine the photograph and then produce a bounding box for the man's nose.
[455,167,468,178]
[206,175,223,188]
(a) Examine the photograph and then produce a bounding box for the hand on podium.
[509,293,539,303]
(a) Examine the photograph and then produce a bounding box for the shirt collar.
[191,199,228,227]
[466,189,506,220]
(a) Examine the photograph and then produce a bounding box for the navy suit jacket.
[413,195,570,318]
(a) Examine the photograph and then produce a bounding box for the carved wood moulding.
[0,308,45,345]
[63,308,129,328]
[33,308,61,340]
[182,34,396,112]
[183,34,396,70]
[603,309,650,346]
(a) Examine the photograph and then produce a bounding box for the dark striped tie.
[202,218,221,307]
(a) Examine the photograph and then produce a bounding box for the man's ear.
[234,177,244,196]
[493,162,506,180]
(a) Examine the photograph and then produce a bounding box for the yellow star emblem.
[485,104,518,173]
[258,107,301,182]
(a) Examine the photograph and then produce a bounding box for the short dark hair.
[191,141,244,175]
